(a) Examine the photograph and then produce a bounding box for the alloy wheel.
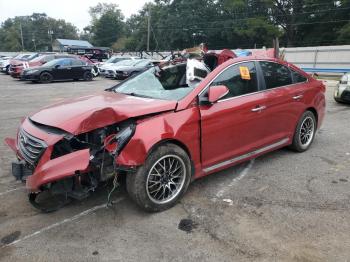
[146,155,186,204]
[299,116,315,147]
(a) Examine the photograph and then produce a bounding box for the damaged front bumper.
[4,119,91,191]
[26,149,90,191]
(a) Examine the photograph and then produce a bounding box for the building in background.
[52,39,93,52]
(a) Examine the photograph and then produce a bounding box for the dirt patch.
[1,231,21,245]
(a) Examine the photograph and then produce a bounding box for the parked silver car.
[334,73,350,103]
[99,56,140,76]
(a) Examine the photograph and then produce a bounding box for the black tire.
[5,65,10,75]
[83,71,93,81]
[290,111,317,152]
[39,72,53,83]
[126,143,191,212]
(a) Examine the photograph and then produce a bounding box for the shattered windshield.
[112,63,200,101]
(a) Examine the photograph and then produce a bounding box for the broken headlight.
[104,124,136,155]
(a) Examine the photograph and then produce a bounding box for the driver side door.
[199,61,268,173]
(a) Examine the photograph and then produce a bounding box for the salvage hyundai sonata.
[5,55,326,212]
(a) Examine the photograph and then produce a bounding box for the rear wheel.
[39,72,53,83]
[83,71,93,81]
[5,65,10,75]
[290,111,316,152]
[126,144,191,212]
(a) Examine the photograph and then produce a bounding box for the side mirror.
[208,85,229,103]
[54,64,60,69]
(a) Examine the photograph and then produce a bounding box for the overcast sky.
[0,0,152,31]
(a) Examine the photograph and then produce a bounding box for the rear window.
[259,61,293,89]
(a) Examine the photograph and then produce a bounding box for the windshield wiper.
[123,92,154,99]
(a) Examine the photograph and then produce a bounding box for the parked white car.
[334,73,350,103]
[104,59,148,78]
[99,56,140,76]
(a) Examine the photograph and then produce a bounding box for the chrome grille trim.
[18,129,47,166]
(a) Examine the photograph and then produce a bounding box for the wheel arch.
[305,107,318,126]
[146,139,195,178]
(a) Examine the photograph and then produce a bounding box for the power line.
[150,19,350,31]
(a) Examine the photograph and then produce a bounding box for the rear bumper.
[10,72,21,78]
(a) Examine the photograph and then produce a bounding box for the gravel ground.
[0,74,349,262]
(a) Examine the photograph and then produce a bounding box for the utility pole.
[32,34,36,51]
[19,21,24,51]
[147,5,151,52]
[48,29,54,51]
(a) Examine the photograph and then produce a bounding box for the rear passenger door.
[71,60,86,79]
[54,59,73,80]
[258,61,307,143]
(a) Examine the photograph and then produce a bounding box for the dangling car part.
[5,54,325,212]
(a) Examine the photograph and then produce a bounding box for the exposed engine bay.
[16,119,136,212]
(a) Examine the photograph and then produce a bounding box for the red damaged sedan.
[5,56,325,212]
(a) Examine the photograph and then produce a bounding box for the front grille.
[18,129,46,166]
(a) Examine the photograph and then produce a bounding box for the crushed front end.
[5,117,135,212]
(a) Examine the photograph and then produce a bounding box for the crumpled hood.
[30,91,177,134]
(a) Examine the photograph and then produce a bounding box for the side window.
[59,59,72,67]
[43,55,54,62]
[71,59,84,66]
[259,61,292,89]
[291,69,307,83]
[210,62,258,99]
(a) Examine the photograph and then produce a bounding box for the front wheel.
[83,71,93,81]
[290,111,317,152]
[126,144,191,212]
[39,72,53,83]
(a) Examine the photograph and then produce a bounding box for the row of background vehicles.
[0,52,101,83]
[0,51,161,83]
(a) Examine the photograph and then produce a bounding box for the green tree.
[88,3,125,47]
[0,13,78,51]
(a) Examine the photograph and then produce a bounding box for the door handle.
[251,105,266,112]
[293,94,303,100]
